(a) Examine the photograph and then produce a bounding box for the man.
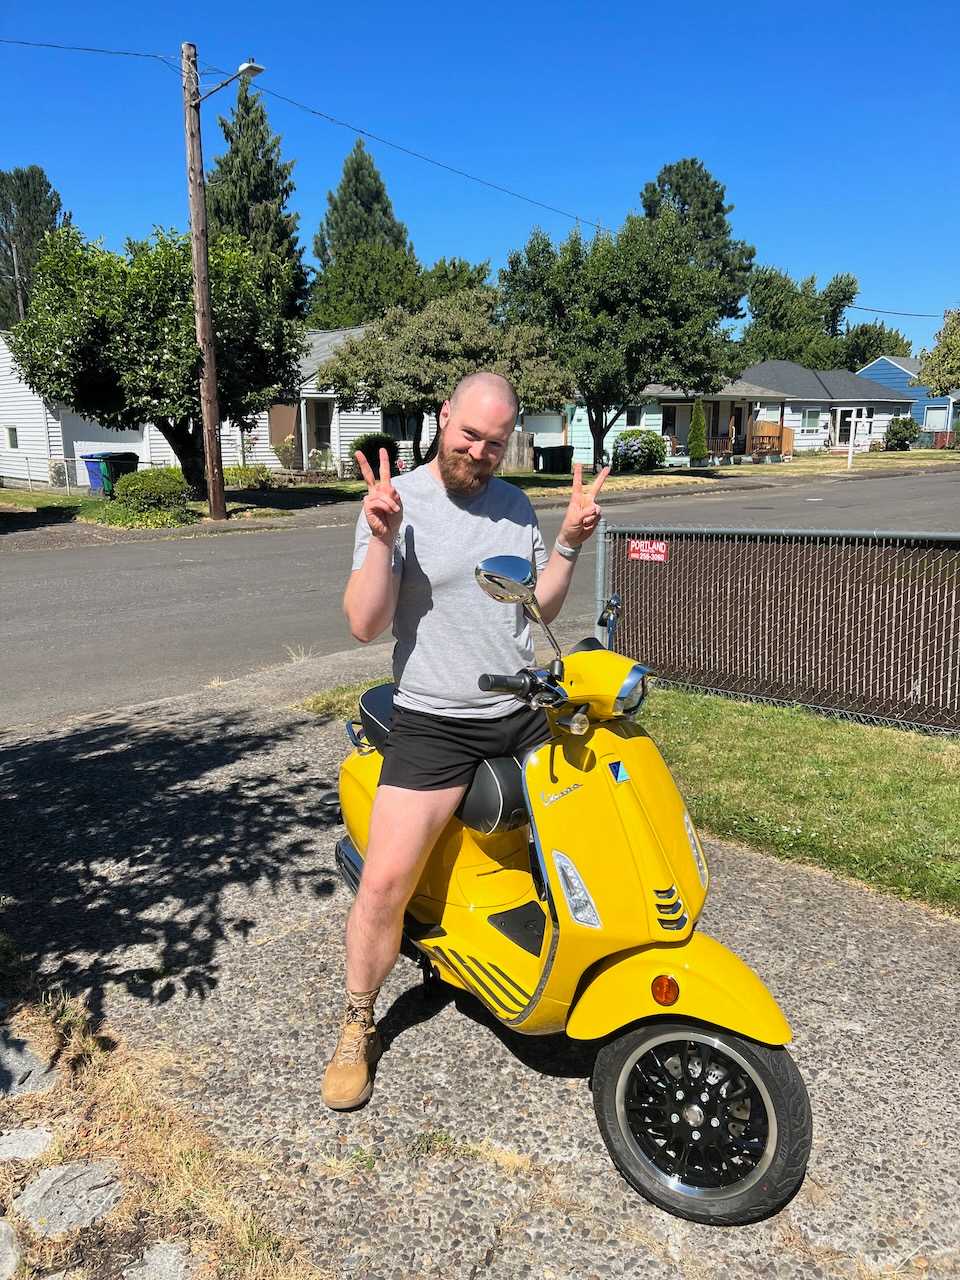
[323,371,608,1110]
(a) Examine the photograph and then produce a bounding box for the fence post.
[594,518,607,641]
[26,455,33,492]
[65,460,71,496]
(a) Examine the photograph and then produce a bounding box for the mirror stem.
[524,601,564,668]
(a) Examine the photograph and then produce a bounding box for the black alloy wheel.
[592,1023,812,1225]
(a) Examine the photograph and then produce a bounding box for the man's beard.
[437,437,495,496]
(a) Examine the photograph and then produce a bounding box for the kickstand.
[418,954,439,1000]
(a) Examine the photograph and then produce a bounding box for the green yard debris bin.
[99,452,140,497]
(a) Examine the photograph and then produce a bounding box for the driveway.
[2,649,957,1279]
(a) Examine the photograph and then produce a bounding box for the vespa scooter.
[335,555,812,1225]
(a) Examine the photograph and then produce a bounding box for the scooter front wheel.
[592,1022,812,1225]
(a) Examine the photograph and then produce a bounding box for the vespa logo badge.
[540,783,583,807]
[608,761,630,783]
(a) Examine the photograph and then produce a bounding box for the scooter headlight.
[552,851,601,928]
[684,812,708,888]
[614,664,650,717]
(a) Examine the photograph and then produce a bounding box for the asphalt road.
[3,471,958,726]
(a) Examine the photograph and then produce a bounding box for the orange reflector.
[651,975,680,1006]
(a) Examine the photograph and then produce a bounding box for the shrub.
[49,460,67,487]
[113,467,191,512]
[352,432,399,477]
[611,429,667,473]
[688,399,708,463]
[223,464,271,488]
[98,503,198,529]
[884,416,920,451]
[274,434,299,468]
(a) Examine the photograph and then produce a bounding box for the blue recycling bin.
[80,452,140,496]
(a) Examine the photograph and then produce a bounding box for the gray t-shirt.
[351,465,549,717]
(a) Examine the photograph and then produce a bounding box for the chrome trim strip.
[613,664,650,715]
[335,836,362,894]
[508,747,561,1027]
[656,899,684,915]
[654,886,676,899]
[659,914,689,931]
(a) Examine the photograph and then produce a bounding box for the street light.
[180,45,264,520]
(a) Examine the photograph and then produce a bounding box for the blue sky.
[3,0,957,352]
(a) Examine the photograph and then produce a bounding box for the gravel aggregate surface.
[2,649,958,1278]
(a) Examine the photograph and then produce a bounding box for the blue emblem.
[608,761,630,783]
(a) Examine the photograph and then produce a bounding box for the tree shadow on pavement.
[0,710,339,1028]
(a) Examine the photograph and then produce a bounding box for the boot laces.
[333,1010,374,1065]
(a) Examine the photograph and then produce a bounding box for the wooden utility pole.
[181,41,227,520]
[10,242,25,322]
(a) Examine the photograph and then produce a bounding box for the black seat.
[357,683,529,834]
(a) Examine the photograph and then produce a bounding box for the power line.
[0,36,951,312]
[848,303,941,319]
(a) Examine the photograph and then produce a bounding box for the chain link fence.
[596,522,960,734]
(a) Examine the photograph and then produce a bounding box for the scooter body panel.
[564,932,793,1045]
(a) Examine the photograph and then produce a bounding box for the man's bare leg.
[323,783,465,1110]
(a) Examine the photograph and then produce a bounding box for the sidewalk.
[2,648,958,1278]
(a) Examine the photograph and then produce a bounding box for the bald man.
[323,371,608,1109]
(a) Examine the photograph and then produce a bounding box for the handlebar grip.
[478,672,531,695]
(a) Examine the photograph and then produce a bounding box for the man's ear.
[438,400,451,431]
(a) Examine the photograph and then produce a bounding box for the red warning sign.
[628,538,669,563]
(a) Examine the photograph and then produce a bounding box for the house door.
[731,406,744,452]
[835,409,854,446]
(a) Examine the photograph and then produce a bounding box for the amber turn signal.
[651,974,680,1006]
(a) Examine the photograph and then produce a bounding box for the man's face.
[436,386,516,496]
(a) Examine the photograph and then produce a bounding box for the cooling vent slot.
[653,884,688,931]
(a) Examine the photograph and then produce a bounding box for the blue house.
[856,356,958,443]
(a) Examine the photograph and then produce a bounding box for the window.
[710,402,721,433]
[801,409,821,435]
[4,426,18,449]
[626,406,643,427]
[382,411,420,441]
[662,405,677,434]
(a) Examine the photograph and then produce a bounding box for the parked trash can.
[533,444,575,473]
[79,451,139,496]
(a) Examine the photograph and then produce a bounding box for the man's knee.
[354,867,411,920]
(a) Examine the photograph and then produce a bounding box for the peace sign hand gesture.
[560,463,610,547]
[356,448,403,543]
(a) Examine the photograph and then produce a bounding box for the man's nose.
[468,442,487,461]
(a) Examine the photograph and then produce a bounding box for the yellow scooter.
[336,556,812,1225]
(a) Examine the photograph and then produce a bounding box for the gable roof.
[299,327,365,382]
[858,354,921,376]
[739,360,913,402]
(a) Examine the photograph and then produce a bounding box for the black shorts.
[378,704,549,791]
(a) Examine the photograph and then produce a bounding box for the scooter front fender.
[566,932,792,1046]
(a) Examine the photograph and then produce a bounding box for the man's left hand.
[560,464,610,546]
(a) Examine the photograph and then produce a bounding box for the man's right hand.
[356,448,403,542]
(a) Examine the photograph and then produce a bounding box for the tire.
[592,1021,812,1225]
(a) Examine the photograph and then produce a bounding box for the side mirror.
[474,555,564,672]
[474,556,537,606]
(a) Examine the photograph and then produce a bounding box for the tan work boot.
[321,988,382,1111]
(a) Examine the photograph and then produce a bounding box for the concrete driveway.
[3,648,957,1279]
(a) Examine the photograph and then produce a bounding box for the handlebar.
[478,672,533,695]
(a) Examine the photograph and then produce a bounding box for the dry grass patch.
[0,973,330,1280]
[302,678,386,722]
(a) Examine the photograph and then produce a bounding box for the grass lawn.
[305,678,959,912]
[0,487,108,519]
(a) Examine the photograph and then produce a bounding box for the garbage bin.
[80,451,140,497]
[100,452,140,497]
[533,444,575,473]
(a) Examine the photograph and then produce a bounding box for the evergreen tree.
[840,320,911,370]
[641,158,754,320]
[421,256,489,303]
[206,81,309,316]
[308,240,423,328]
[0,165,70,328]
[313,139,409,268]
[688,399,708,463]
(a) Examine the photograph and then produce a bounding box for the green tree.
[840,320,911,370]
[738,268,859,368]
[318,287,572,465]
[641,157,754,319]
[917,310,960,397]
[688,398,708,463]
[0,165,70,327]
[206,81,309,316]
[501,214,729,469]
[313,139,409,268]
[308,240,423,327]
[9,226,305,492]
[421,256,489,303]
